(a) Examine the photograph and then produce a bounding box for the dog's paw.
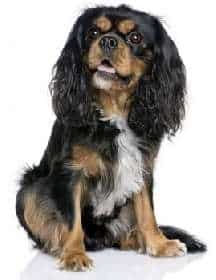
[58,251,93,271]
[147,239,187,257]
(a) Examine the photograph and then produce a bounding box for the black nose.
[99,36,118,53]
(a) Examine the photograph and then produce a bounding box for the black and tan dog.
[16,5,206,271]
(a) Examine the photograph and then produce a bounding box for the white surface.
[21,250,206,280]
[0,0,216,279]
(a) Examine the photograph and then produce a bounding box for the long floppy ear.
[129,19,186,139]
[50,30,93,126]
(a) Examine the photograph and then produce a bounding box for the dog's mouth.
[90,59,132,89]
[96,59,118,80]
[95,59,131,83]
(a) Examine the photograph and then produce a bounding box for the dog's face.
[85,15,153,91]
[51,5,186,137]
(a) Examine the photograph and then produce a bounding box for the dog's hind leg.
[16,162,93,271]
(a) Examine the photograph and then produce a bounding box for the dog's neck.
[94,89,133,119]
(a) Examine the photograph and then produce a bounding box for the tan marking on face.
[118,19,136,34]
[109,42,148,92]
[89,39,148,116]
[72,145,105,177]
[87,32,151,93]
[112,40,132,77]
[95,16,112,32]
[89,38,147,78]
[24,191,68,255]
[87,38,103,70]
[59,183,93,271]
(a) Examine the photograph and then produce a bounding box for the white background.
[0,0,215,279]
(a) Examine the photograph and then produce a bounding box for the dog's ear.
[50,29,93,126]
[129,19,186,139]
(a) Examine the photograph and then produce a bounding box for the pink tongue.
[97,64,116,74]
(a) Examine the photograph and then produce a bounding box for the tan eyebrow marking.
[118,19,136,34]
[95,16,112,32]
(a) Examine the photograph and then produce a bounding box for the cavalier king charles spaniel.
[16,5,206,271]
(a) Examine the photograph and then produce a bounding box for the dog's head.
[50,5,186,137]
[86,13,152,92]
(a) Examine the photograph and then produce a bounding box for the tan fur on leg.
[133,187,187,257]
[24,192,68,255]
[120,229,139,251]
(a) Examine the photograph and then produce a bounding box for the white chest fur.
[93,116,145,217]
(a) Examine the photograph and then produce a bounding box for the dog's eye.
[87,27,101,39]
[128,31,143,44]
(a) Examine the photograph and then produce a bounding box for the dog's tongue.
[97,64,116,74]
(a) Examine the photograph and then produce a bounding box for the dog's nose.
[99,36,118,53]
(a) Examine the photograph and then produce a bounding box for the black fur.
[129,33,186,139]
[16,5,206,255]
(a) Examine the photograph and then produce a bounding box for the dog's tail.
[159,225,207,253]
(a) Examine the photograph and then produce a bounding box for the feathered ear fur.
[49,27,93,126]
[128,19,186,140]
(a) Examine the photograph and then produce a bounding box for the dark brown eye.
[87,26,101,40]
[128,31,143,44]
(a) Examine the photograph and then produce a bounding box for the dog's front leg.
[133,185,187,257]
[59,182,93,271]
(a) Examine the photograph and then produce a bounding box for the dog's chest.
[92,116,144,217]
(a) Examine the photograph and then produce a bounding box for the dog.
[16,5,206,271]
